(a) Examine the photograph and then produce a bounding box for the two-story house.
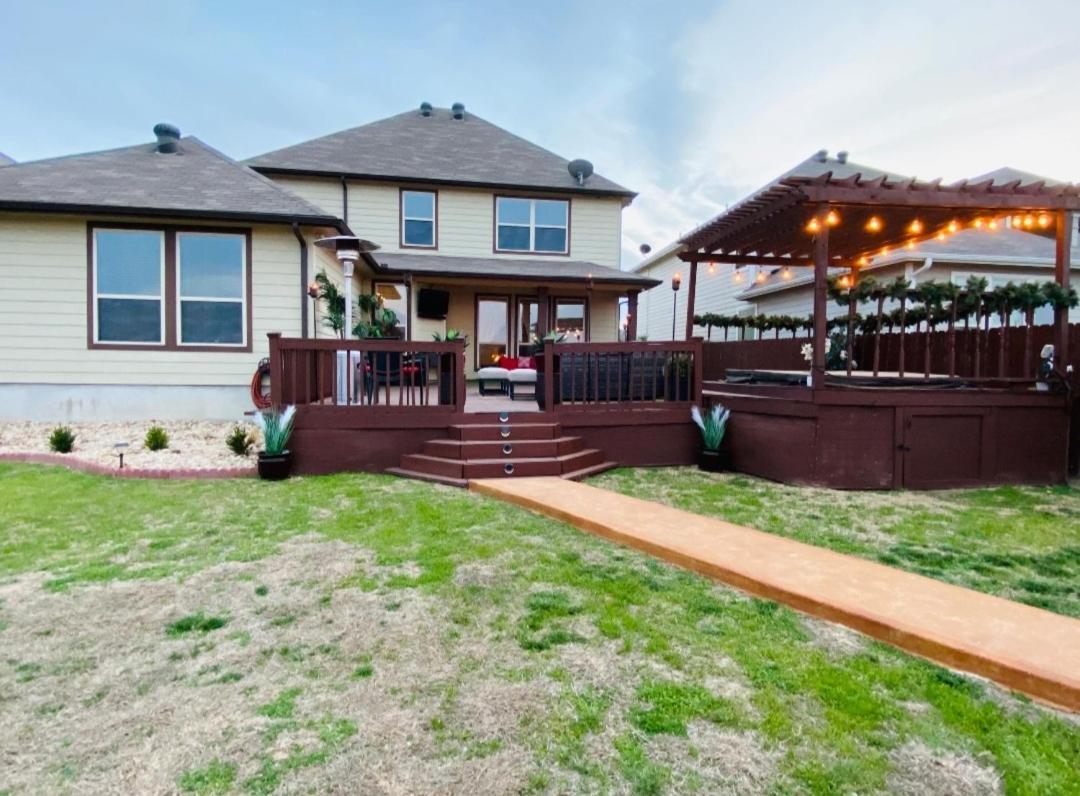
[0,104,656,420]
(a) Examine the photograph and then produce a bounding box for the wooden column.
[811,209,830,384]
[684,260,699,340]
[537,287,550,338]
[404,273,413,342]
[626,290,639,341]
[1055,210,1073,366]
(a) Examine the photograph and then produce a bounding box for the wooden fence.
[702,322,1080,381]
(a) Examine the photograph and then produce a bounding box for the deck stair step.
[423,436,584,459]
[392,416,610,487]
[448,422,561,441]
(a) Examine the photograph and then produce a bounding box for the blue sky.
[3,1,1079,266]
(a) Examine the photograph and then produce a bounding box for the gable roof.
[246,107,635,199]
[0,152,14,167]
[0,136,343,227]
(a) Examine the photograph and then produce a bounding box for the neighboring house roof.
[0,152,14,167]
[737,227,1079,300]
[0,135,343,227]
[375,252,659,287]
[628,240,684,273]
[245,106,635,199]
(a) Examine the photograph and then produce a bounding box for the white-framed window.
[495,197,569,254]
[401,190,436,247]
[177,232,246,346]
[93,228,165,344]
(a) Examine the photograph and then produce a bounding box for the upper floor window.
[401,190,437,248]
[495,197,569,254]
[93,229,165,344]
[178,233,246,345]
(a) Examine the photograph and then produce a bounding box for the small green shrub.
[225,425,255,456]
[48,426,76,454]
[166,612,228,637]
[144,425,169,451]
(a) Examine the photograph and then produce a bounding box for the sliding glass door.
[476,296,510,369]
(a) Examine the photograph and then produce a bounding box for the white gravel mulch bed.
[0,421,258,471]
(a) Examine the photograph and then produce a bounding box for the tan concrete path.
[470,477,1080,711]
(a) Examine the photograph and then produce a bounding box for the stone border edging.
[0,452,256,479]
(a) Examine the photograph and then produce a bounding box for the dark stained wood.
[811,209,829,382]
[684,261,698,341]
[1055,210,1073,364]
[626,290,639,341]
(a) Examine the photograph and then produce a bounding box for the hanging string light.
[825,210,841,226]
[1023,214,1035,228]
[708,262,716,275]
[806,217,821,233]
[908,219,923,234]
[1038,213,1051,228]
[947,220,959,233]
[782,267,793,280]
[865,216,883,232]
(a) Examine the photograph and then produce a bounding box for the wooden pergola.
[677,155,1080,382]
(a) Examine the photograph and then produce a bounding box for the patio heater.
[671,273,682,340]
[314,235,380,403]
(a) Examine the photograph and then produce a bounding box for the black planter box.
[257,451,292,480]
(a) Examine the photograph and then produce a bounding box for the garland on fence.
[694,279,1077,378]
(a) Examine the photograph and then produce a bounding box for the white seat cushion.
[507,368,537,383]
[476,367,510,380]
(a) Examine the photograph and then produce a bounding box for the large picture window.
[401,190,436,248]
[476,296,510,369]
[88,224,250,351]
[93,229,165,344]
[178,233,246,345]
[495,197,569,254]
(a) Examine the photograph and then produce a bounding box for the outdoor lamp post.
[671,272,682,340]
[314,235,380,403]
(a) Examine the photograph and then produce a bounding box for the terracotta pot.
[257,450,292,480]
[698,448,726,473]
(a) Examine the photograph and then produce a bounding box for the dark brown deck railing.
[540,340,703,413]
[268,334,467,413]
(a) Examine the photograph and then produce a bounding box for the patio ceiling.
[679,157,1080,266]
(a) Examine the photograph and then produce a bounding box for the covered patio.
[678,153,1078,488]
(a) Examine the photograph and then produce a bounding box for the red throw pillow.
[517,356,535,369]
[496,355,518,369]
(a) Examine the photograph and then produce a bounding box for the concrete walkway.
[470,477,1080,712]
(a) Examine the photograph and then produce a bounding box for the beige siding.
[635,252,755,341]
[0,214,318,386]
[268,176,623,268]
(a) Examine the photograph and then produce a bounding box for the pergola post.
[1055,210,1073,367]
[811,207,830,385]
[684,260,698,341]
[626,290,639,341]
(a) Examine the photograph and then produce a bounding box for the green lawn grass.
[0,463,1077,794]
[592,467,1080,618]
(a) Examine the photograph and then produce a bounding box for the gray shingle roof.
[246,108,635,198]
[375,252,658,287]
[0,136,341,225]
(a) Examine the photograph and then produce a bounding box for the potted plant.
[432,329,467,405]
[691,403,731,472]
[535,332,567,410]
[252,405,296,480]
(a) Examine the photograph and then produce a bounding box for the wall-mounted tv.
[417,288,450,320]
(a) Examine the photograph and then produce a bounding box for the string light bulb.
[866,216,883,232]
[733,270,744,283]
[755,270,766,284]
[1011,215,1023,227]
[708,262,716,275]
[947,220,959,233]
[906,240,916,250]
[879,246,889,257]
[908,219,923,234]
[936,231,947,241]
[806,217,821,233]
[973,218,984,229]
[857,256,869,267]
[839,275,851,288]
[1037,213,1051,229]
[988,219,999,230]
[782,267,792,280]
[825,210,840,226]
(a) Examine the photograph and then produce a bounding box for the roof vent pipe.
[153,123,181,154]
[451,102,466,120]
[814,149,828,163]
[836,151,849,164]
[419,102,432,117]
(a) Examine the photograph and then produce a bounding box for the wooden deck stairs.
[387,416,615,487]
